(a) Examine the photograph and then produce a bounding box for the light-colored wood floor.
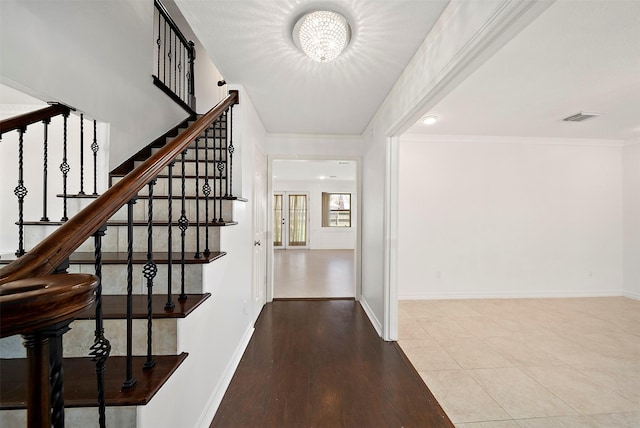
[398,297,640,427]
[273,249,355,298]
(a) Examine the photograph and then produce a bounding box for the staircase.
[0,92,246,427]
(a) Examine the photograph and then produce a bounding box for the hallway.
[274,249,355,298]
[210,300,452,427]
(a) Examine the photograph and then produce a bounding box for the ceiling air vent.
[563,112,599,122]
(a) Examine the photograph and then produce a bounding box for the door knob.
[254,240,262,246]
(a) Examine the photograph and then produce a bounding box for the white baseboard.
[196,324,255,428]
[398,290,625,300]
[359,296,382,337]
[623,291,640,300]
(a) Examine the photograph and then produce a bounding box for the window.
[322,193,351,227]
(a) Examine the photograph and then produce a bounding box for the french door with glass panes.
[273,193,309,249]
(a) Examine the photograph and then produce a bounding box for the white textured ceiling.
[175,0,449,135]
[406,0,640,141]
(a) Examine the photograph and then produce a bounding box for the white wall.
[360,0,549,337]
[0,0,223,170]
[266,134,362,158]
[398,136,624,299]
[623,140,640,299]
[138,86,267,428]
[273,178,356,250]
[0,85,110,254]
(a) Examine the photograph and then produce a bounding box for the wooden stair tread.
[21,221,237,227]
[0,252,226,265]
[0,353,188,409]
[58,193,100,199]
[76,293,210,320]
[134,195,247,202]
[55,194,247,201]
[70,251,226,264]
[154,174,228,179]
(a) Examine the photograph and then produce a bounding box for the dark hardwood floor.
[211,300,453,428]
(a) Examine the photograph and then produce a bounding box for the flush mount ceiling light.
[421,115,439,125]
[293,10,351,63]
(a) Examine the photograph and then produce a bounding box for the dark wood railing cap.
[0,273,97,338]
[0,103,72,136]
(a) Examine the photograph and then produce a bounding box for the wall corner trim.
[359,296,383,338]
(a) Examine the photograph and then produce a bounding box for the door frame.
[252,144,268,320]
[266,155,362,303]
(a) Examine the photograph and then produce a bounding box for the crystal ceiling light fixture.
[293,10,351,63]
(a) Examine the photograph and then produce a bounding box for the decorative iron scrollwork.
[14,183,27,199]
[143,261,158,281]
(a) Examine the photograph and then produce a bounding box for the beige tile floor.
[273,249,355,298]
[398,297,640,427]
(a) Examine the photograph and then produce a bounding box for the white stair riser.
[69,263,204,296]
[131,159,227,178]
[151,146,227,160]
[0,319,178,358]
[0,407,137,428]
[109,197,233,222]
[81,224,221,253]
[114,176,228,198]
[24,222,222,254]
[64,318,177,358]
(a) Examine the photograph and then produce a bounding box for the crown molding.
[400,134,626,147]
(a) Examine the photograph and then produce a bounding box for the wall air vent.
[563,112,599,122]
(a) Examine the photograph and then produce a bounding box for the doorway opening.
[270,159,359,300]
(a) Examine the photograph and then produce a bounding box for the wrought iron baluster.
[173,33,177,93]
[15,128,28,257]
[177,42,182,102]
[163,20,167,82]
[122,197,137,390]
[217,159,225,223]
[188,41,195,109]
[217,112,226,221]
[165,161,176,310]
[60,112,70,222]
[144,180,157,370]
[212,119,218,223]
[90,224,110,428]
[194,138,202,258]
[156,11,161,78]
[42,320,72,428]
[168,31,173,92]
[183,45,188,102]
[203,126,211,256]
[41,119,50,221]
[92,120,99,195]
[178,150,189,301]
[79,113,85,195]
[228,105,235,197]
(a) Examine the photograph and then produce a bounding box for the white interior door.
[253,148,267,318]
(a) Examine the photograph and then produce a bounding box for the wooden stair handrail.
[0,90,238,286]
[0,274,97,338]
[0,103,71,135]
